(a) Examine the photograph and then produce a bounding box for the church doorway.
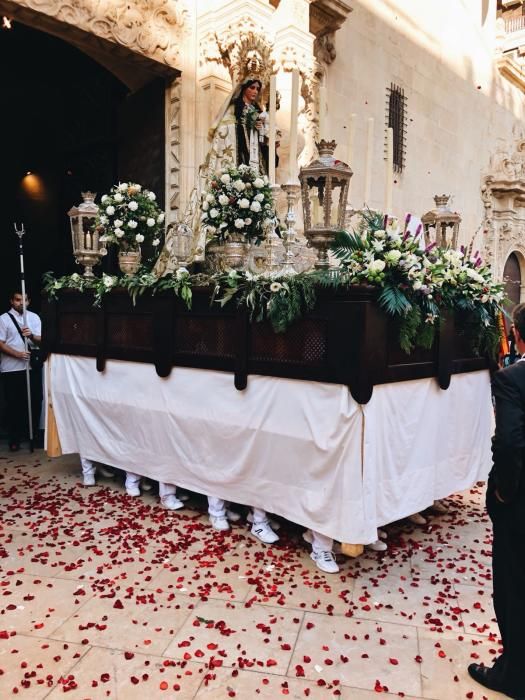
[502,251,523,311]
[0,20,169,312]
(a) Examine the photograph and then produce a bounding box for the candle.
[385,126,394,214]
[288,69,300,183]
[85,232,92,249]
[347,113,356,166]
[318,86,326,140]
[364,117,374,205]
[268,75,277,184]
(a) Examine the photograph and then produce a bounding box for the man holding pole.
[0,291,42,451]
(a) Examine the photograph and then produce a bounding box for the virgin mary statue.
[154,76,273,276]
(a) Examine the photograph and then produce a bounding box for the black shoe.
[9,442,20,452]
[468,663,525,699]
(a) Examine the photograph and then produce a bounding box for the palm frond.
[378,284,412,316]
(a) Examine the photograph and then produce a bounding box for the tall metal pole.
[13,223,34,452]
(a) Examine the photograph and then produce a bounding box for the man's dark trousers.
[1,368,43,445]
[486,485,525,696]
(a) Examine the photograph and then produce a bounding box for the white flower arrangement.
[201,165,277,245]
[95,182,165,253]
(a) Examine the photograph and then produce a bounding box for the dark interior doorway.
[0,20,167,438]
[503,251,522,312]
[0,21,166,313]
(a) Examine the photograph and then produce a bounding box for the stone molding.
[1,0,188,71]
[310,0,352,65]
[166,78,182,223]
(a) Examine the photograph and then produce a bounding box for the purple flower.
[425,242,437,252]
[415,223,422,237]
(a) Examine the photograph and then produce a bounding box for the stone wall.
[325,0,525,252]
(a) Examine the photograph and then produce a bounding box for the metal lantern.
[421,195,461,249]
[299,139,353,269]
[68,191,104,277]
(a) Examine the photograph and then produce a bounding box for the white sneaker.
[126,486,140,497]
[142,480,153,492]
[247,511,281,530]
[98,465,115,479]
[178,492,190,502]
[209,515,230,531]
[430,499,449,514]
[161,495,185,510]
[83,474,96,487]
[226,509,242,522]
[310,550,339,574]
[408,513,427,526]
[378,528,387,540]
[366,539,387,552]
[251,521,279,544]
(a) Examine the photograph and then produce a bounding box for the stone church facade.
[2,0,525,295]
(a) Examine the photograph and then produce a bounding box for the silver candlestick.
[280,183,301,274]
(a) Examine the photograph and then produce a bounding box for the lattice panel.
[251,319,327,365]
[107,314,153,351]
[58,313,97,346]
[175,317,237,358]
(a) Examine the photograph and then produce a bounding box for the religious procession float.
[41,70,501,553]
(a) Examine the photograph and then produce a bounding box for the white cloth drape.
[49,356,493,544]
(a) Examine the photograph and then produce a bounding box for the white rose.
[413,280,423,290]
[384,249,402,264]
[209,208,219,218]
[175,267,189,280]
[206,194,215,204]
[372,241,384,253]
[146,218,155,227]
[245,218,252,225]
[132,184,142,192]
[147,191,156,201]
[368,259,386,273]
[101,195,108,203]
[270,282,282,292]
[374,229,386,239]
[135,234,145,243]
[100,248,108,256]
[152,238,160,247]
[99,215,108,225]
[250,201,262,213]
[218,194,229,206]
[114,193,123,203]
[234,218,245,229]
[102,274,115,288]
[220,174,231,185]
[117,183,128,192]
[202,201,209,211]
[481,294,489,303]
[114,219,123,228]
[263,175,269,185]
[255,193,264,202]
[128,220,138,229]
[106,205,115,215]
[128,201,138,211]
[157,212,165,223]
[233,180,246,192]
[239,198,250,209]
[115,228,124,238]
[253,178,264,188]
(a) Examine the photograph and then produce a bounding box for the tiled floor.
[0,448,507,699]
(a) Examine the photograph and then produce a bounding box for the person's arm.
[492,369,525,502]
[0,339,29,360]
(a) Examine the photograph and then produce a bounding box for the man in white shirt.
[0,292,42,451]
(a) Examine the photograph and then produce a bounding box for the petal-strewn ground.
[0,449,505,698]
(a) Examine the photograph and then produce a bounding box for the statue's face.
[243,82,261,103]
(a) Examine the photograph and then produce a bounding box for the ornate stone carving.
[166,77,182,223]
[310,0,353,65]
[482,138,525,280]
[1,0,188,70]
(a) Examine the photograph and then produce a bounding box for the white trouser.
[159,482,176,498]
[207,498,267,523]
[311,530,333,554]
[125,472,141,489]
[80,457,95,477]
